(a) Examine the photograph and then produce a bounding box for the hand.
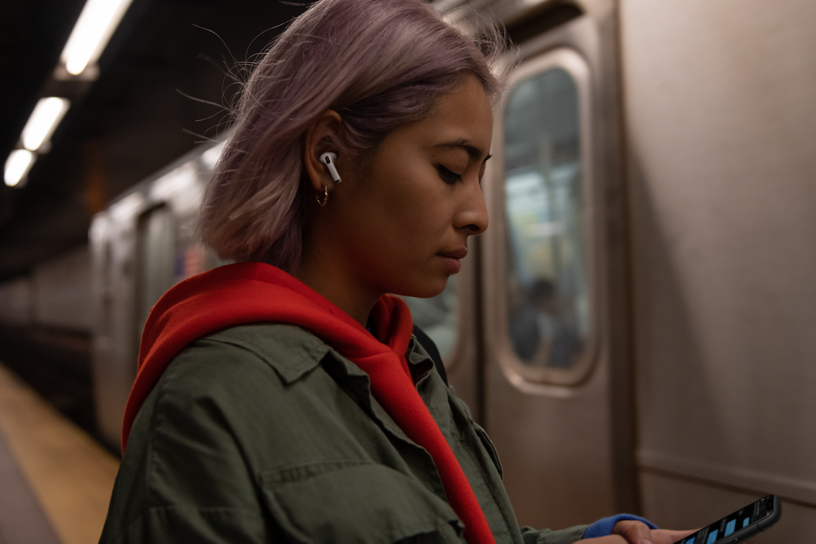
[576,520,697,544]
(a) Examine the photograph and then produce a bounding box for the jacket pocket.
[259,461,464,543]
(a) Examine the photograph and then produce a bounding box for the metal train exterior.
[0,0,813,540]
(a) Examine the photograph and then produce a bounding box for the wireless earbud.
[319,152,341,183]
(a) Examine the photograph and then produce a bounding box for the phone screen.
[677,496,777,544]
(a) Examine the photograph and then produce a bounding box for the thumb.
[613,520,654,544]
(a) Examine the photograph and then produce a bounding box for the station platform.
[0,362,118,544]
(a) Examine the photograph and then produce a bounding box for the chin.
[393,275,449,299]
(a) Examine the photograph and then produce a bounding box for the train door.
[93,201,174,451]
[135,205,175,343]
[91,193,152,450]
[90,216,121,450]
[479,2,636,529]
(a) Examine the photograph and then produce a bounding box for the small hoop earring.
[315,184,329,207]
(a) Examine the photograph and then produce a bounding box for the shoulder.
[160,323,332,396]
[128,323,359,473]
[132,323,342,457]
[205,323,328,363]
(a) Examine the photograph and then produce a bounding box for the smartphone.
[673,495,781,544]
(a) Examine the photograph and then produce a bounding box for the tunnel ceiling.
[0,0,309,281]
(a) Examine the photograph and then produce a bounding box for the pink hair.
[198,0,505,272]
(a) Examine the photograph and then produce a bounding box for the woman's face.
[330,76,493,301]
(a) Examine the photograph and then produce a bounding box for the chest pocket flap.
[260,461,464,543]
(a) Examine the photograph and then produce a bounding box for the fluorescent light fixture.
[21,97,70,151]
[60,0,135,76]
[4,150,36,187]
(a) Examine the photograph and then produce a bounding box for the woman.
[100,1,692,542]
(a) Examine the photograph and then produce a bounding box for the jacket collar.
[216,323,434,387]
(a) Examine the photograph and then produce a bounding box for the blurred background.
[0,0,309,444]
[0,2,309,542]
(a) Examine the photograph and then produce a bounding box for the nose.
[456,179,489,235]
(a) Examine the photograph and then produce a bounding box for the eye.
[436,165,462,184]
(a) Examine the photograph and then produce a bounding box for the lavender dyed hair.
[198,0,505,272]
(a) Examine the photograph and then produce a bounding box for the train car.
[46,0,816,541]
[0,247,97,430]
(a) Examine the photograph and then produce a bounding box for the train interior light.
[21,98,70,152]
[60,0,135,76]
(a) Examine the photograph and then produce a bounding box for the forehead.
[399,77,494,155]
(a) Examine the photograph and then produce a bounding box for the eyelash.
[436,165,462,184]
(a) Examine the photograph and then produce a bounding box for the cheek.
[380,166,451,223]
[380,186,450,248]
[350,154,452,254]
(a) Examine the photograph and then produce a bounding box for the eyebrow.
[434,139,492,162]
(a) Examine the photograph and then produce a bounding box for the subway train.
[0,0,813,541]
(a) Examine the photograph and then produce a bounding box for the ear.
[304,109,343,192]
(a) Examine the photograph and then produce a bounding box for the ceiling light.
[21,97,70,151]
[4,150,36,187]
[60,0,135,76]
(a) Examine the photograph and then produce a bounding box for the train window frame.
[484,46,599,389]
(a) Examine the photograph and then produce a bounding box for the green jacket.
[100,324,588,543]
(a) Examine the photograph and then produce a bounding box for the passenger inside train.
[97,1,695,543]
[509,278,583,367]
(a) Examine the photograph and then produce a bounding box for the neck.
[297,205,387,326]
[294,253,380,327]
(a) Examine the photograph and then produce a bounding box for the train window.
[401,274,458,362]
[499,49,594,384]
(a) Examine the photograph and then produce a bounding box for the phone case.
[673,495,781,544]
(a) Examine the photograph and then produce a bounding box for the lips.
[436,248,466,274]
[437,248,468,260]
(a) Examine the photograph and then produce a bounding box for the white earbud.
[319,152,341,183]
